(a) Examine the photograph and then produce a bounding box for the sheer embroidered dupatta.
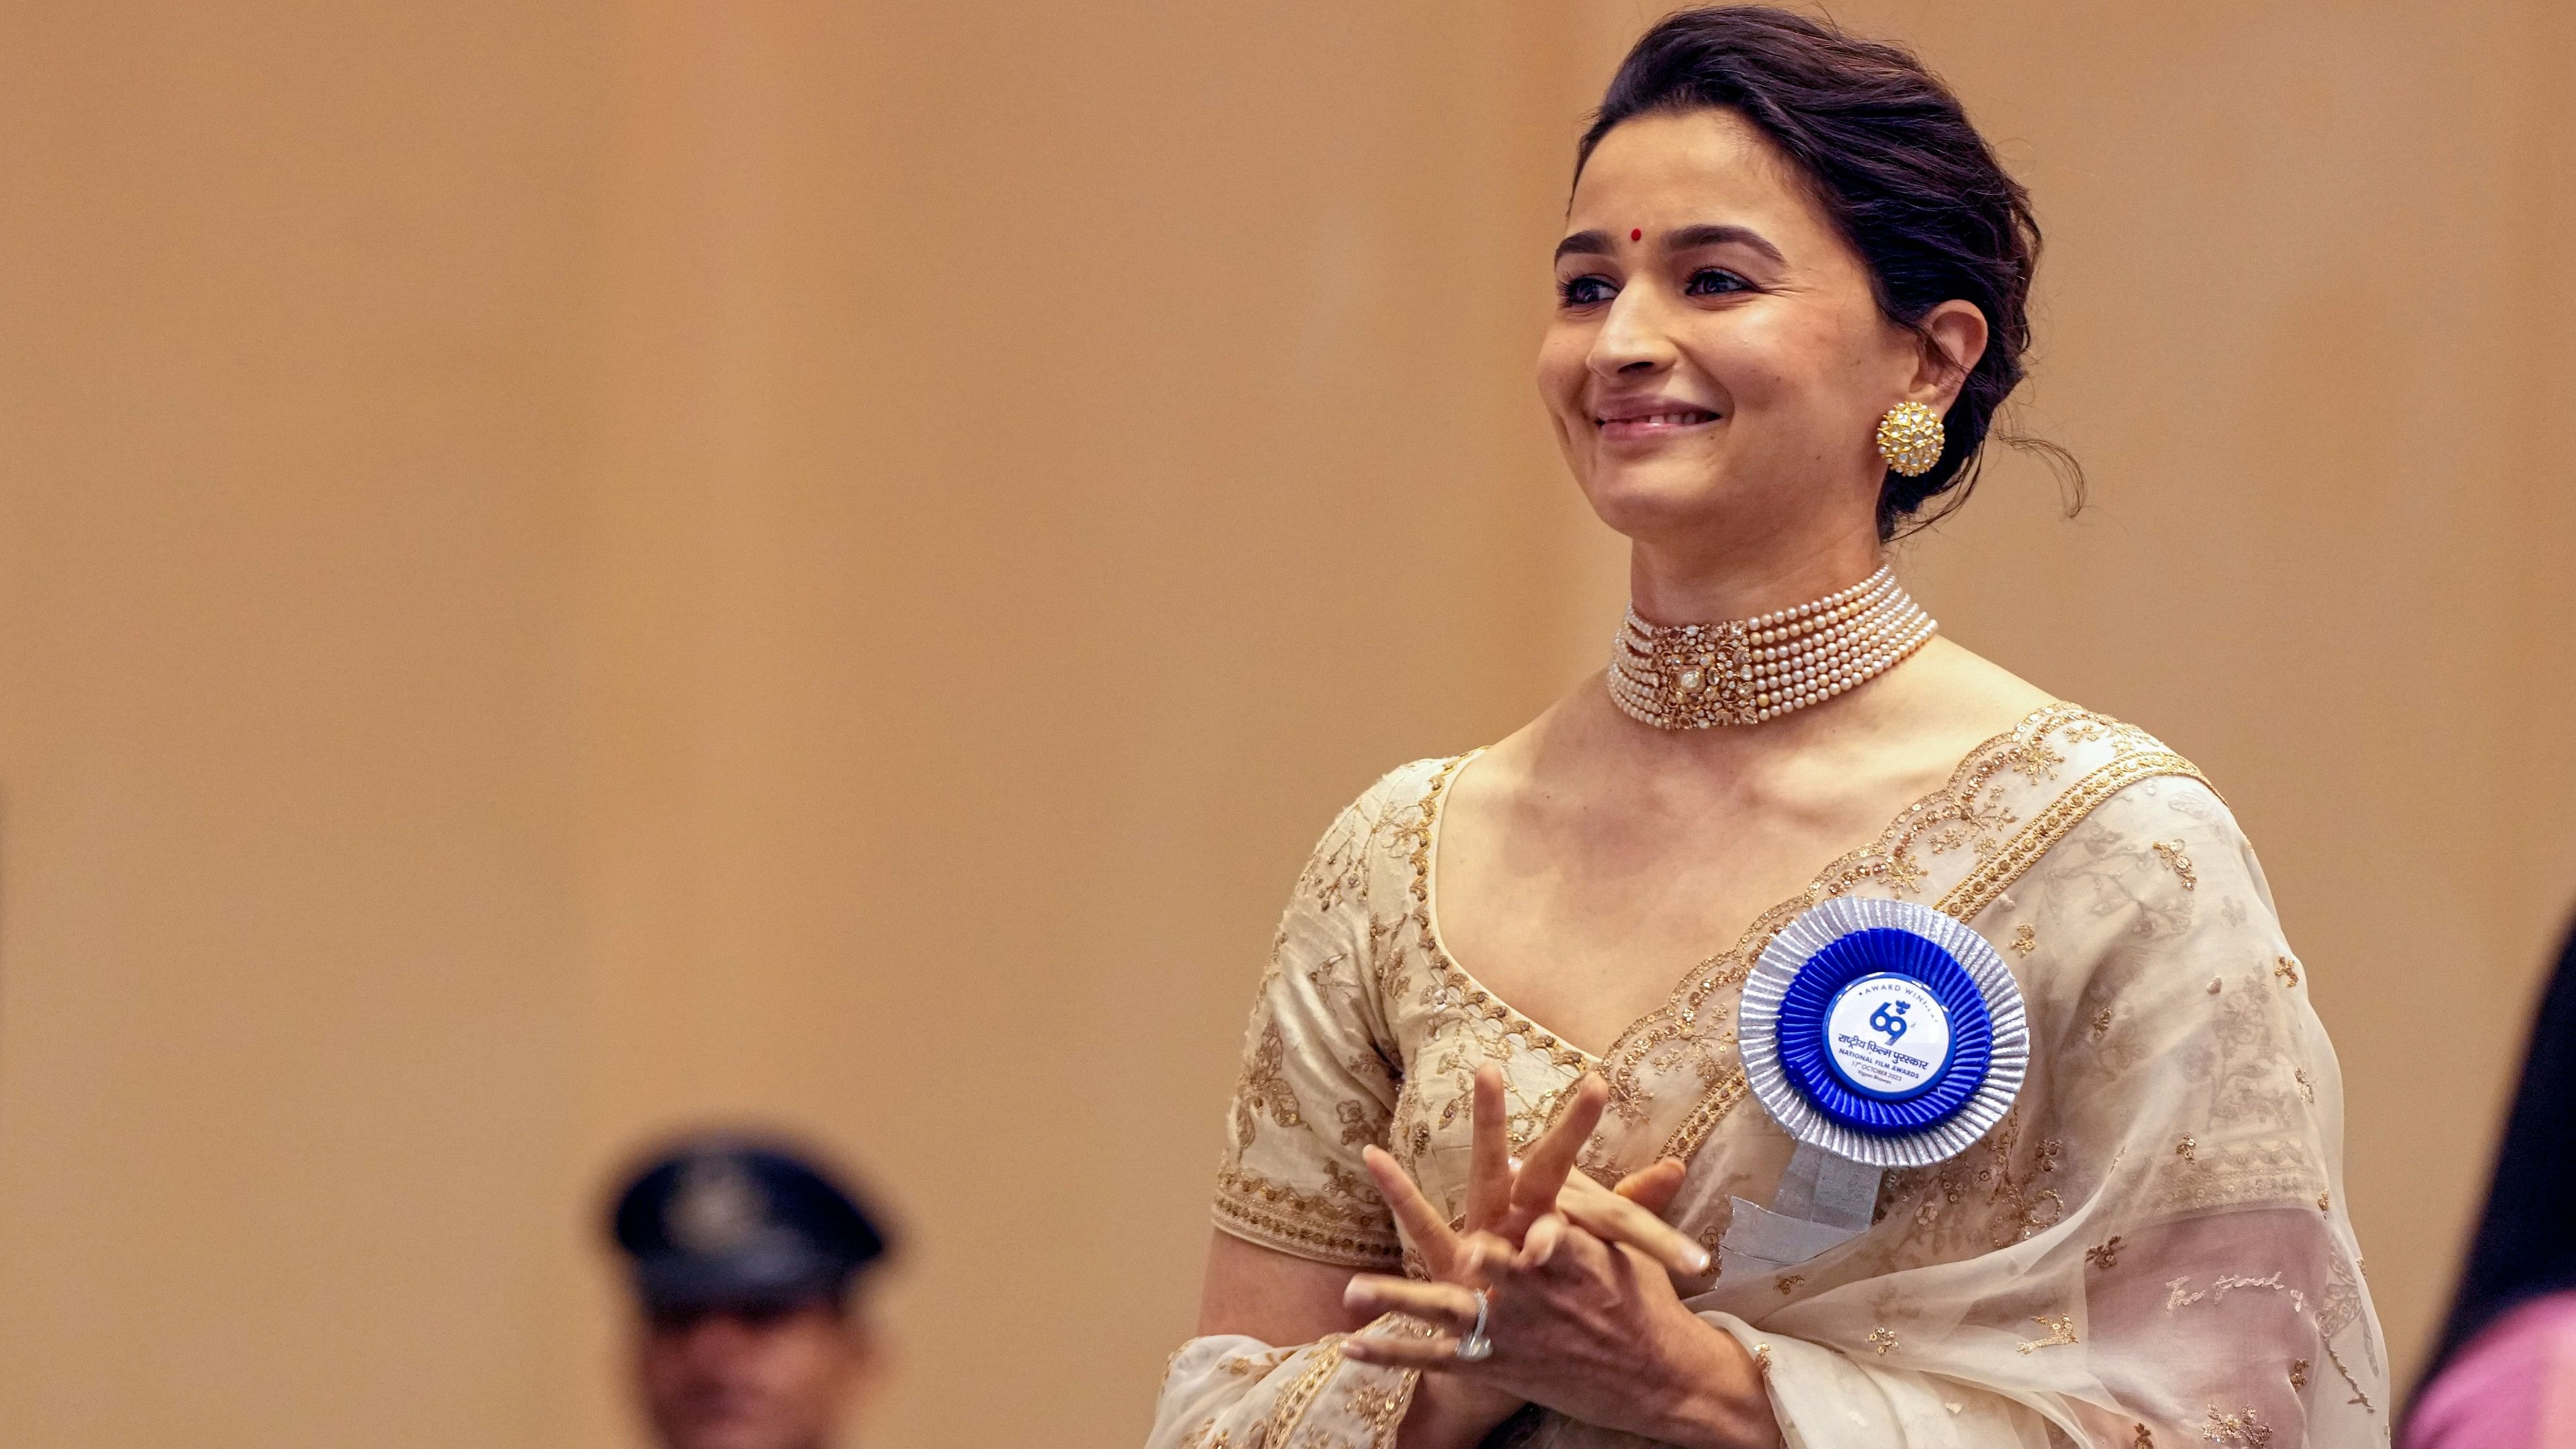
[1152,709,2385,1448]
[1655,762,2384,1449]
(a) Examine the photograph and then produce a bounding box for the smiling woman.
[1566,11,2055,545]
[1148,8,2384,1449]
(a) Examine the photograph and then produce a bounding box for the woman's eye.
[1559,275,1617,307]
[1684,268,1752,297]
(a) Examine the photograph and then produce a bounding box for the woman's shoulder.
[1289,752,1475,908]
[1926,704,2241,911]
[2007,703,2217,816]
[1319,753,1467,840]
[1980,703,2282,903]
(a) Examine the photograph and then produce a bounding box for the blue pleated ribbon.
[1772,926,1994,1136]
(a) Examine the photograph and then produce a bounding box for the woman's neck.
[1626,531,1885,624]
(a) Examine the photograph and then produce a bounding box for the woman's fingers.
[1464,1065,1512,1231]
[1341,1329,1480,1371]
[1515,1211,1566,1270]
[1613,1157,1688,1217]
[1453,1230,1508,1281]
[1340,1272,1482,1331]
[1362,1144,1462,1274]
[1555,1172,1709,1276]
[1508,1074,1608,1224]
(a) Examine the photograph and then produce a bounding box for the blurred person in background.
[2404,916,2576,1448]
[1151,7,2382,1448]
[609,1135,893,1449]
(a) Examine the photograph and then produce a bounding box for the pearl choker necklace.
[1607,566,1936,729]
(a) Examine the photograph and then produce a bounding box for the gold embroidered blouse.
[1155,705,2386,1449]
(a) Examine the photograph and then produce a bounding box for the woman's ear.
[1910,300,1990,410]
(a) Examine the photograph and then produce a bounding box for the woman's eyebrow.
[1552,224,1789,265]
[1553,228,1615,262]
[1664,223,1786,263]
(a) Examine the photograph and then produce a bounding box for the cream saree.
[1152,705,2385,1448]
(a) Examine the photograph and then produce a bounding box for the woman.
[2403,917,2576,1448]
[1151,9,2384,1448]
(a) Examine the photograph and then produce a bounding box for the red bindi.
[1630,228,1643,241]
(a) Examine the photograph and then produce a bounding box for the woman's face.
[1537,109,1958,558]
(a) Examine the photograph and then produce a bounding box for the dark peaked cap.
[609,1136,890,1311]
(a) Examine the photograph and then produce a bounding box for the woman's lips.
[1595,408,1719,439]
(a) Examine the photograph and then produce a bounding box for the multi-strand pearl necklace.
[1607,566,1936,729]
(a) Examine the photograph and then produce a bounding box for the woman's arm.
[1154,777,1474,1449]
[1197,1229,1526,1449]
[1197,1229,1371,1340]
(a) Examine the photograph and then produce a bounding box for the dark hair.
[1578,6,2073,539]
[2412,915,2576,1415]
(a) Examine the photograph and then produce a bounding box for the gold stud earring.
[1875,401,1944,477]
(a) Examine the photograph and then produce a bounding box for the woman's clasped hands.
[1338,1068,1780,1449]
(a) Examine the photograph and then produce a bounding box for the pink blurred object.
[2407,1293,2576,1449]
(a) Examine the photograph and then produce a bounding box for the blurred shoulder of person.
[2406,917,2576,1448]
[608,1133,896,1449]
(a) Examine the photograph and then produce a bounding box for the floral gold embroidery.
[1349,1380,1413,1445]
[2092,1006,2114,1041]
[2133,1425,2154,1449]
[2176,1136,2197,1162]
[1218,1348,1293,1378]
[2011,738,2065,783]
[1905,1111,2063,1246]
[2273,956,2301,987]
[1655,1068,1748,1165]
[2010,924,2037,957]
[1754,1343,1773,1376]
[1777,1274,1805,1296]
[1297,809,1371,914]
[2152,839,2198,889]
[1881,848,1927,894]
[1234,1022,1305,1145]
[1213,1164,1398,1268]
[1938,749,2211,922]
[1261,1335,1349,1444]
[2016,1314,2077,1354]
[2201,1404,2272,1447]
[2288,1359,2309,1390]
[1869,1326,1898,1355]
[2318,1191,2331,1213]
[2294,1068,2315,1104]
[2086,1236,2124,1270]
[1332,1100,1380,1149]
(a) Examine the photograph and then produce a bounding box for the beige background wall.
[3,2,2570,1445]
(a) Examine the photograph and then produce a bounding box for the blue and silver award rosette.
[1720,897,2028,1276]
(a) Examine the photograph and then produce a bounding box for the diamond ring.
[1453,1288,1493,1362]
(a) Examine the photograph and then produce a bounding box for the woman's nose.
[1588,288,1677,378]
